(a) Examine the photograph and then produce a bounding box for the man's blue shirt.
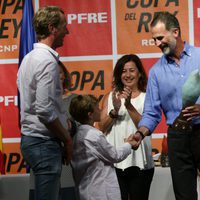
[139,43,200,133]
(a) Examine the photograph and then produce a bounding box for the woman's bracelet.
[109,109,118,119]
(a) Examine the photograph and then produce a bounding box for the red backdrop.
[0,0,199,173]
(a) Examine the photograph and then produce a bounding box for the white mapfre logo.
[67,12,108,24]
[0,96,18,106]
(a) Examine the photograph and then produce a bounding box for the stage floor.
[1,166,200,200]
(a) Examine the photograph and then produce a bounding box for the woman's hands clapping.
[121,87,132,107]
[112,89,121,112]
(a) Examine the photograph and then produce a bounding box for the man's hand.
[182,104,200,121]
[63,137,73,165]
[125,133,142,150]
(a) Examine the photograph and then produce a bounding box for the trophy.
[172,69,200,132]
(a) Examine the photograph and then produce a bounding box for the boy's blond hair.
[69,94,98,124]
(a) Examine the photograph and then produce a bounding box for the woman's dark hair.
[113,54,147,92]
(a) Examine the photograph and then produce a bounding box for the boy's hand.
[125,134,139,150]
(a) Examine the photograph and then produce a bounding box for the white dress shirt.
[17,43,67,138]
[71,124,131,200]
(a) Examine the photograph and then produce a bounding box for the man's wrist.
[135,130,145,140]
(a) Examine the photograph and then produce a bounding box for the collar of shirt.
[33,43,60,62]
[164,42,192,64]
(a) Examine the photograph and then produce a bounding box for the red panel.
[193,0,200,46]
[0,64,20,138]
[39,0,112,56]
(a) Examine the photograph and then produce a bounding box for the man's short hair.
[150,12,181,35]
[33,6,64,40]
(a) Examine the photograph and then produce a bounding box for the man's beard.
[161,40,176,56]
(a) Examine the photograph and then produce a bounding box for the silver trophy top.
[182,69,200,108]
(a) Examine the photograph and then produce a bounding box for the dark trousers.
[167,124,200,200]
[115,166,154,200]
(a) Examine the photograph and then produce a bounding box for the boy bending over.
[69,94,137,200]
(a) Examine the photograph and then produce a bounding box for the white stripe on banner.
[110,0,118,67]
[0,59,18,64]
[152,133,167,139]
[3,138,21,143]
[119,53,163,59]
[0,54,163,65]
[2,133,167,143]
[188,0,194,45]
[198,8,200,18]
[60,55,113,62]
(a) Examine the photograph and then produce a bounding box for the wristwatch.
[109,109,118,119]
[136,130,145,140]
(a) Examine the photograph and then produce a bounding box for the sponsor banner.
[0,0,197,173]
[0,0,23,59]
[63,60,113,99]
[193,0,200,46]
[3,142,26,174]
[2,137,166,174]
[0,64,20,138]
[39,0,112,56]
[116,0,189,54]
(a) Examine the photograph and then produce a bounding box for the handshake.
[125,131,144,150]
